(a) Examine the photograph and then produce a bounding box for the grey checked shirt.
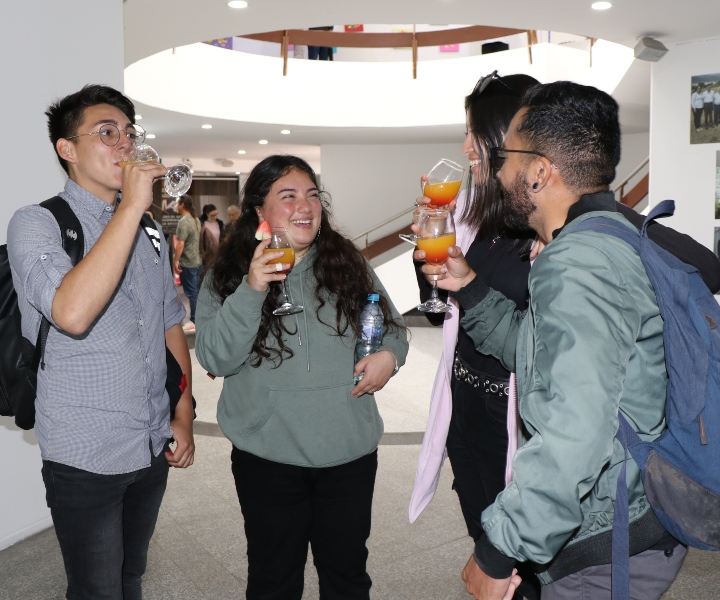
[7,179,185,474]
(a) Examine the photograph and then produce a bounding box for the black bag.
[0,197,84,429]
[139,213,196,420]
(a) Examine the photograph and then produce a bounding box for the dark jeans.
[179,264,202,322]
[704,103,714,127]
[715,104,720,125]
[694,107,703,129]
[308,46,331,60]
[42,448,169,600]
[446,370,540,600]
[231,448,377,600]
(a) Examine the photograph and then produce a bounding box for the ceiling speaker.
[634,37,668,62]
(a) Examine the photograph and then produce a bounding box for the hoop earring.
[316,224,321,239]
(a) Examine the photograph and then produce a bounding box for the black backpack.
[0,200,193,430]
[0,197,84,429]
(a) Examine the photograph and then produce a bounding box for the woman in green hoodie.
[195,155,408,600]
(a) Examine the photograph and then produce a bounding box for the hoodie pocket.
[249,381,382,466]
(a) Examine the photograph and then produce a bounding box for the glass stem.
[281,279,292,305]
[430,276,439,303]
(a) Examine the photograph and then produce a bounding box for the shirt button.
[154,258,159,265]
[138,320,143,326]
[145,357,150,364]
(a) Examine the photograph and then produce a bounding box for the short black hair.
[517,81,621,193]
[46,85,136,174]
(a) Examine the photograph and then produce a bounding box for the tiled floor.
[1,326,718,599]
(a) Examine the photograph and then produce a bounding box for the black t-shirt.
[415,231,531,380]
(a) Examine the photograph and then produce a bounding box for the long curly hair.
[209,155,405,367]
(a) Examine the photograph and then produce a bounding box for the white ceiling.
[122,0,711,164]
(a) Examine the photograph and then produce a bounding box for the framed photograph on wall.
[691,73,720,144]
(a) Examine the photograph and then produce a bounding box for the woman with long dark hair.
[409,72,540,599]
[195,155,408,600]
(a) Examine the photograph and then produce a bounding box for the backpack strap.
[571,207,675,600]
[36,197,85,369]
[139,213,162,257]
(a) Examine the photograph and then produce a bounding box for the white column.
[0,0,124,550]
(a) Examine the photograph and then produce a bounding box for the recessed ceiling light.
[135,114,143,120]
[228,1,248,8]
[235,171,241,174]
[237,150,246,154]
[202,124,213,129]
[280,129,291,135]
[146,134,156,139]
[259,139,268,145]
[591,1,612,9]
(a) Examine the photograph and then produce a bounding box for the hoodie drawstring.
[291,267,311,372]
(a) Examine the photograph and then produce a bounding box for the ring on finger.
[275,263,284,272]
[413,201,420,207]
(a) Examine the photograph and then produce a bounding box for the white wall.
[615,132,649,187]
[649,38,720,250]
[320,143,465,241]
[0,0,124,550]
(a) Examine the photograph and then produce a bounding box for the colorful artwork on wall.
[345,25,364,33]
[204,38,233,50]
[440,44,460,52]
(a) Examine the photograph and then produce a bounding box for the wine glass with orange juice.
[264,227,304,316]
[416,208,456,313]
[400,158,464,245]
[119,144,192,198]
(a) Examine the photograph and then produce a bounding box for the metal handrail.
[613,157,649,200]
[351,206,416,250]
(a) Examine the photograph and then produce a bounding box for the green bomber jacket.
[455,204,667,583]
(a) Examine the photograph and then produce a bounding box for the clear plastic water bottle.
[354,293,384,384]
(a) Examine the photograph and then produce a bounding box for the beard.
[500,169,538,232]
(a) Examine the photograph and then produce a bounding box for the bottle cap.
[368,293,380,302]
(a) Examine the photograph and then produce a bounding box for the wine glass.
[400,158,464,245]
[120,143,192,198]
[416,208,456,313]
[264,227,304,316]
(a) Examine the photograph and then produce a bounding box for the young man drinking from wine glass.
[7,84,195,599]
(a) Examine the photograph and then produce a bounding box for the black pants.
[231,448,377,600]
[704,103,714,127]
[42,448,169,600]
[446,368,540,600]
[694,107,703,129]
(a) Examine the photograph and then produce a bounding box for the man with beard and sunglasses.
[415,81,720,599]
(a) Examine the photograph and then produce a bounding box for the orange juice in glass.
[423,180,462,207]
[417,232,456,264]
[264,247,295,274]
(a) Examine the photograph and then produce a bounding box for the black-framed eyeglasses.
[490,147,559,174]
[66,123,146,147]
[472,70,520,97]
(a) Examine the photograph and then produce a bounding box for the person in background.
[7,84,194,599]
[692,84,704,131]
[174,195,203,330]
[308,26,334,60]
[199,203,225,266]
[703,83,715,128]
[226,203,241,225]
[195,154,408,600]
[714,86,720,127]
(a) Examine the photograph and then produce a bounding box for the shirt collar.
[64,178,116,220]
[551,190,616,239]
